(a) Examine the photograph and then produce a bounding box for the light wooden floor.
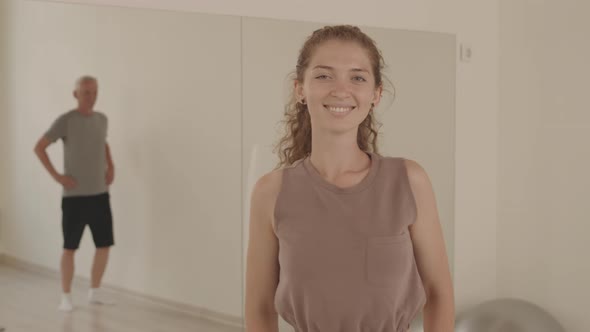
[0,264,244,332]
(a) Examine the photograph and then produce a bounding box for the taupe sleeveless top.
[273,153,426,332]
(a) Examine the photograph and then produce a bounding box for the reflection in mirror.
[1,1,243,331]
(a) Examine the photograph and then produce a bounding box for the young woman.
[245,25,454,332]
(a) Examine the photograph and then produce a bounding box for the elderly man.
[34,76,116,311]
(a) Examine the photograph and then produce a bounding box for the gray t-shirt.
[45,110,109,197]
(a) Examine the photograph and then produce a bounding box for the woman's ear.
[372,84,383,107]
[294,80,305,103]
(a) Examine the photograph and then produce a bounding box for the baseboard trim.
[0,253,244,329]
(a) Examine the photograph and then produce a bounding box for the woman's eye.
[352,76,367,82]
[315,74,330,79]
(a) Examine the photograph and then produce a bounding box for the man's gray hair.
[75,75,98,91]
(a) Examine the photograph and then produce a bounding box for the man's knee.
[96,247,110,254]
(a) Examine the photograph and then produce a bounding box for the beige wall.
[0,0,10,254]
[45,0,501,313]
[499,1,590,330]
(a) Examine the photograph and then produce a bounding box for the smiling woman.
[275,27,385,167]
[299,39,381,133]
[245,25,455,332]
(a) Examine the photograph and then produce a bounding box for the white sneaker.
[88,288,116,305]
[58,293,73,312]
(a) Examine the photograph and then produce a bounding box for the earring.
[299,98,306,105]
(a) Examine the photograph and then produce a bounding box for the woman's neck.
[309,131,371,180]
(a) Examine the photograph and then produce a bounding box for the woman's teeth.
[325,106,354,113]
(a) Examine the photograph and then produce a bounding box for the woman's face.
[296,40,382,135]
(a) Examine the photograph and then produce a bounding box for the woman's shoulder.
[252,159,304,204]
[378,154,430,183]
[254,168,284,196]
[390,157,432,195]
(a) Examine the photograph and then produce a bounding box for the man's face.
[74,80,98,110]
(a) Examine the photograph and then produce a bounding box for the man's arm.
[105,143,115,185]
[34,137,59,180]
[34,136,76,189]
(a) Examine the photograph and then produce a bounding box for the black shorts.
[61,192,114,250]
